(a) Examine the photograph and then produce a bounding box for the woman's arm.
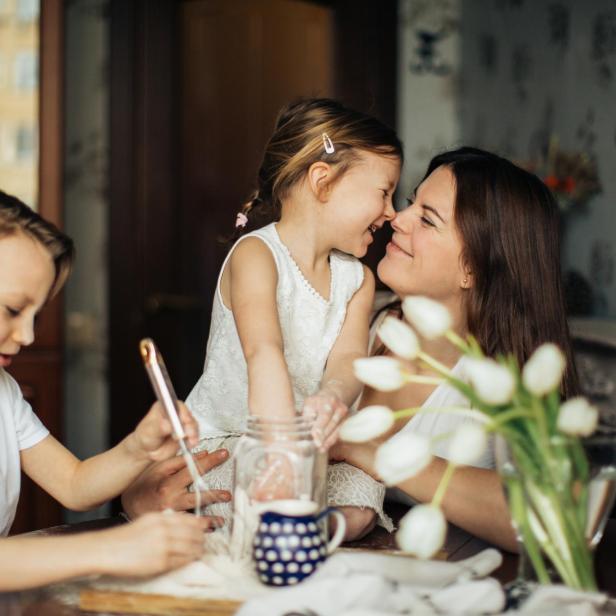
[21,401,198,511]
[0,511,205,591]
[227,237,295,418]
[303,267,375,448]
[333,440,518,552]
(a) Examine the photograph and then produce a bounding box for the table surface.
[1,505,614,615]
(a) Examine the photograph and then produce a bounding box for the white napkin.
[511,584,608,615]
[236,548,506,616]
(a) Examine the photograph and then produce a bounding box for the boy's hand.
[98,511,206,576]
[302,387,349,451]
[131,401,200,461]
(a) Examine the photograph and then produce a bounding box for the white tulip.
[377,316,420,360]
[396,504,447,559]
[522,343,566,396]
[401,296,452,340]
[339,406,395,442]
[465,358,515,405]
[557,397,599,437]
[353,357,406,391]
[375,432,433,485]
[448,423,488,466]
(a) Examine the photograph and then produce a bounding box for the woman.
[331,147,577,552]
[125,147,576,552]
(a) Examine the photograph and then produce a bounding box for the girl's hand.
[131,401,200,462]
[302,388,349,451]
[97,511,205,577]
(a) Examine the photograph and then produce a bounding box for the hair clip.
[235,212,248,228]
[322,132,335,154]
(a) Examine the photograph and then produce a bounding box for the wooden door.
[109,0,397,446]
[10,0,65,534]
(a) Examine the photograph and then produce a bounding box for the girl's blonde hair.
[235,98,403,234]
[0,190,74,297]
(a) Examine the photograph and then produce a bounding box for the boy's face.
[0,233,55,367]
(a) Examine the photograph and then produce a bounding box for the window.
[16,0,39,24]
[14,50,37,90]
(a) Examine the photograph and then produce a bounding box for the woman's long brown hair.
[379,147,578,398]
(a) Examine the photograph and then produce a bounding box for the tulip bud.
[466,358,515,405]
[401,296,452,340]
[448,423,488,466]
[377,316,420,360]
[339,406,395,442]
[557,396,599,437]
[396,504,447,559]
[522,343,566,396]
[353,357,406,392]
[375,432,433,485]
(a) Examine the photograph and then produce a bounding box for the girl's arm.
[332,440,518,552]
[304,266,375,448]
[0,511,205,591]
[20,401,198,511]
[227,237,295,418]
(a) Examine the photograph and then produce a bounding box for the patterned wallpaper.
[459,0,616,318]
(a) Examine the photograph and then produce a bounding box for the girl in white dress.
[0,191,208,591]
[186,98,403,539]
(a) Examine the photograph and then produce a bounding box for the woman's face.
[377,165,469,310]
[0,233,55,368]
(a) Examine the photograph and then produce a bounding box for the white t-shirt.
[0,368,49,536]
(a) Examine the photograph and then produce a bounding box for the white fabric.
[186,222,364,437]
[370,309,495,471]
[0,368,49,536]
[236,548,506,616]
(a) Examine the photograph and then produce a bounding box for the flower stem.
[432,462,456,508]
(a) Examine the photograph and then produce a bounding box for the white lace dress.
[186,223,392,530]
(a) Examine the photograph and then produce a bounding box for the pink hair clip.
[235,212,248,228]
[322,132,335,154]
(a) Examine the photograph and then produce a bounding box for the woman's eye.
[4,306,20,317]
[421,216,436,228]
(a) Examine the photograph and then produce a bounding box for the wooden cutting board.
[79,589,242,616]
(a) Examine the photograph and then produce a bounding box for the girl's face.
[325,151,400,258]
[0,233,55,368]
[377,165,469,311]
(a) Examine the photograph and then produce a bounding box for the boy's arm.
[0,511,206,591]
[228,237,296,418]
[21,400,198,511]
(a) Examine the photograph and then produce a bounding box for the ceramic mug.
[252,499,346,586]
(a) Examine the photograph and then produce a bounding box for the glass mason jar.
[230,416,327,560]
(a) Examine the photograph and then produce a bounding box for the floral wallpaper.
[459,0,616,318]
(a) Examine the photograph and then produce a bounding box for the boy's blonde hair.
[0,190,74,297]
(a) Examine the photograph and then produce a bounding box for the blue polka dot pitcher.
[253,499,346,586]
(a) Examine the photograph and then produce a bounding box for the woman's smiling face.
[0,233,55,368]
[377,165,469,311]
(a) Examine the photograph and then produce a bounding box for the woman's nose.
[391,206,413,233]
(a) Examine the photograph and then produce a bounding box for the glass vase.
[496,433,616,601]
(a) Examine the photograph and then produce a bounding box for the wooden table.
[2,507,614,615]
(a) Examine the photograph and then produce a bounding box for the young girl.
[0,191,207,591]
[186,98,403,539]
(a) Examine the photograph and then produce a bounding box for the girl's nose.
[383,199,396,221]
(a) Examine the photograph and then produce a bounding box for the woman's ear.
[461,269,473,289]
[307,161,332,202]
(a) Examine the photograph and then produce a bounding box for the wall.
[459,0,616,318]
[396,0,462,204]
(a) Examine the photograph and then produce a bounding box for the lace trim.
[272,224,335,305]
